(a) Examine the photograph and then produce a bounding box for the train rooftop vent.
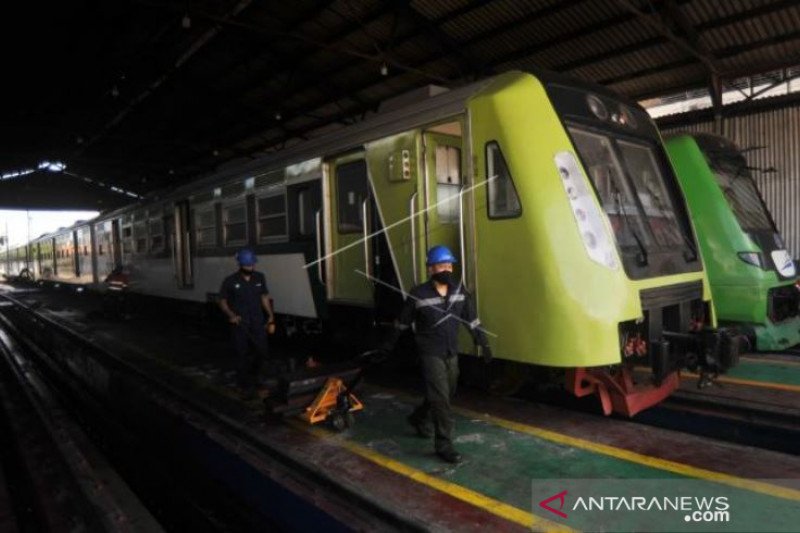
[378,85,450,113]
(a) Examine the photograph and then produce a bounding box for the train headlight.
[620,105,638,129]
[586,94,608,120]
[737,252,763,269]
[555,151,618,270]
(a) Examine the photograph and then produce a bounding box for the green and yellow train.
[666,134,800,351]
[2,70,740,415]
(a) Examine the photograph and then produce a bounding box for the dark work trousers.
[410,355,460,452]
[230,322,268,388]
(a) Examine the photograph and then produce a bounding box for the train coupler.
[663,326,741,375]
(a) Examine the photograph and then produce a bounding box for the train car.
[15,70,740,415]
[35,234,56,280]
[665,134,800,351]
[0,245,29,279]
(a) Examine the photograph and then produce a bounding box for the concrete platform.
[4,284,800,531]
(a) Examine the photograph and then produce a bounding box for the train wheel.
[329,411,347,432]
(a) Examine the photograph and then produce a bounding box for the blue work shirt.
[390,280,488,358]
[219,271,269,325]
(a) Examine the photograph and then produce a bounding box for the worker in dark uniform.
[219,248,275,396]
[382,245,492,463]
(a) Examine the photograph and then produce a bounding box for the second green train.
[665,133,800,351]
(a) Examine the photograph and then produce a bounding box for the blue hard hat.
[426,245,457,266]
[235,247,257,266]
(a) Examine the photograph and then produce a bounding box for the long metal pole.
[4,221,9,275]
[26,209,31,270]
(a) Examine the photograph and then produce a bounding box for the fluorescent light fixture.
[36,160,66,172]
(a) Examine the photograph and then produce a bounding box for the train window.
[435,145,462,224]
[149,219,164,252]
[296,189,316,237]
[569,128,653,249]
[223,203,247,246]
[486,142,521,219]
[134,222,147,254]
[257,193,287,241]
[336,160,368,233]
[196,207,217,248]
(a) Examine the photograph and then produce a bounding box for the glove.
[481,344,493,363]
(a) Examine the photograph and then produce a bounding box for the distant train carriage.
[666,134,800,351]
[15,70,741,415]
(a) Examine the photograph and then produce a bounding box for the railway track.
[0,292,424,532]
[0,308,162,531]
[637,386,800,456]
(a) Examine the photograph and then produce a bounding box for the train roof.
[47,68,643,232]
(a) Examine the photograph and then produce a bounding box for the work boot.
[406,414,433,438]
[436,447,462,464]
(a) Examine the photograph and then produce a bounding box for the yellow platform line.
[452,404,800,503]
[368,386,800,503]
[741,355,800,367]
[682,371,800,393]
[288,419,574,532]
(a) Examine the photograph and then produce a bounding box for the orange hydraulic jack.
[299,377,364,431]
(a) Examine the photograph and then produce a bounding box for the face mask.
[431,271,452,285]
[239,267,253,275]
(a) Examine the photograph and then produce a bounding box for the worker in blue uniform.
[382,245,492,463]
[219,248,275,395]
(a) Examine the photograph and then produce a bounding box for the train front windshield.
[569,127,685,251]
[705,151,773,232]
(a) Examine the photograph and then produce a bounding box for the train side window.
[435,145,462,224]
[257,192,287,242]
[223,202,247,246]
[122,225,133,254]
[486,142,522,219]
[336,160,368,233]
[195,207,218,248]
[149,218,164,252]
[296,189,316,237]
[134,222,147,254]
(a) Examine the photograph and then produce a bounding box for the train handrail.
[409,192,418,285]
[362,199,371,280]
[458,185,467,288]
[183,231,193,285]
[314,210,325,286]
[169,234,179,285]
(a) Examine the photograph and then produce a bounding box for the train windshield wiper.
[643,182,698,262]
[612,187,648,267]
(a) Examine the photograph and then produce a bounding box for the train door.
[325,153,373,305]
[173,200,193,288]
[422,125,468,286]
[362,131,424,322]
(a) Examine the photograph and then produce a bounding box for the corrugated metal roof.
[662,103,800,258]
[4,0,800,205]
